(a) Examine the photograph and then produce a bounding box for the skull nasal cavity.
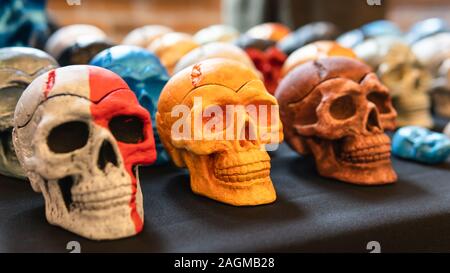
[239,121,257,148]
[366,108,382,132]
[97,140,118,171]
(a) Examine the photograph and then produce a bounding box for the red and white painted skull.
[275,57,397,185]
[13,65,156,240]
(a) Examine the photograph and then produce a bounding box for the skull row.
[5,54,400,240]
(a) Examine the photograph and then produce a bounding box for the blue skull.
[392,126,450,164]
[0,0,49,48]
[90,45,170,164]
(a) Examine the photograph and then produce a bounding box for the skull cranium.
[13,65,156,240]
[156,59,283,206]
[275,57,397,185]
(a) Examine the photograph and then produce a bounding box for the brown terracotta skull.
[275,57,397,185]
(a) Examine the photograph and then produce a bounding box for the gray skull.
[355,36,433,128]
[0,47,58,179]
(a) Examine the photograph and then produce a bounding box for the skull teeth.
[71,184,132,204]
[339,134,392,164]
[215,162,271,182]
[71,195,130,211]
[340,144,391,163]
[214,149,271,183]
[340,152,391,163]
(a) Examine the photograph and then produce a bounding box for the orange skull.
[156,59,283,205]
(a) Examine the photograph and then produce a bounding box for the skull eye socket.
[109,115,145,144]
[294,92,322,125]
[47,121,90,153]
[329,95,356,120]
[367,92,391,114]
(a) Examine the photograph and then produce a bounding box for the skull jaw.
[37,177,144,241]
[315,159,397,185]
[306,137,397,185]
[183,153,276,206]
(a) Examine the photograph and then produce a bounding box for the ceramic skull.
[356,36,433,128]
[392,126,450,164]
[337,20,401,49]
[174,42,257,74]
[246,23,291,42]
[90,45,170,165]
[156,59,283,206]
[281,40,357,77]
[0,47,58,179]
[275,57,397,185]
[0,0,49,48]
[193,25,240,45]
[122,25,173,48]
[406,17,449,44]
[278,21,340,55]
[148,32,199,75]
[13,65,156,240]
[235,36,287,94]
[45,24,114,66]
[430,58,450,117]
[411,32,450,75]
[411,32,450,118]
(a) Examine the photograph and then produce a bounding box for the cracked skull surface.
[156,59,283,206]
[13,65,156,240]
[0,47,58,179]
[275,57,397,185]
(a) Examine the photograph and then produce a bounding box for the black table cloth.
[1,140,449,253]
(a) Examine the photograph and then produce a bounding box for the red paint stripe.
[88,66,146,234]
[44,70,56,98]
[190,64,202,87]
